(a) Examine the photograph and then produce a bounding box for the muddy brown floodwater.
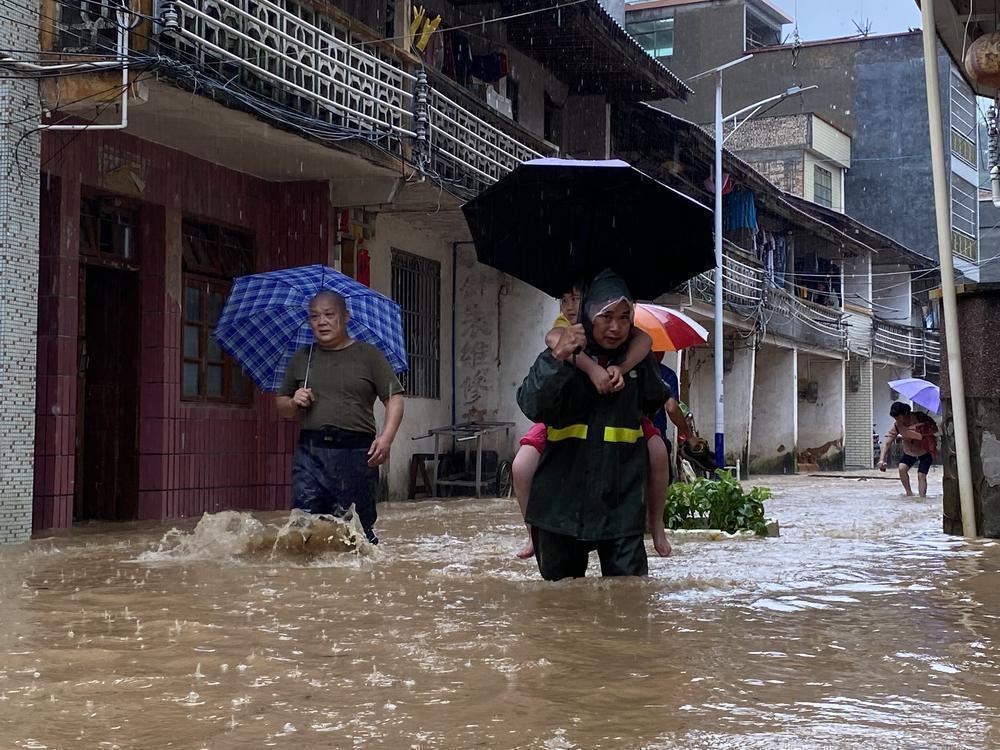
[2,471,1000,749]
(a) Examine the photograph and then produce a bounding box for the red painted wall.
[35,130,333,530]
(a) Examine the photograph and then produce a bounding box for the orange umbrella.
[633,304,709,352]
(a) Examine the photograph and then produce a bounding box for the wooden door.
[75,266,140,521]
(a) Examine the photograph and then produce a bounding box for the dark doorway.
[76,265,140,521]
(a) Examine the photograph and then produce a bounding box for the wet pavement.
[2,469,999,749]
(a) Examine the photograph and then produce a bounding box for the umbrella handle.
[303,343,314,391]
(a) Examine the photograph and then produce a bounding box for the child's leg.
[897,463,914,496]
[646,433,669,525]
[918,471,928,497]
[512,444,541,558]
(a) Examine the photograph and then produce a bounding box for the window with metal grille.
[952,230,978,261]
[626,17,674,58]
[79,197,138,264]
[181,219,255,405]
[951,174,978,243]
[745,8,781,50]
[391,249,440,399]
[951,128,977,166]
[950,70,977,145]
[813,165,833,208]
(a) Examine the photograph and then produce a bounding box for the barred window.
[813,165,833,208]
[181,219,255,404]
[950,70,977,144]
[952,230,978,262]
[951,175,977,239]
[391,249,440,399]
[80,197,138,263]
[951,128,977,167]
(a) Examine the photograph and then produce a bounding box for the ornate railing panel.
[164,0,415,153]
[427,87,544,194]
[159,0,549,190]
[52,0,121,54]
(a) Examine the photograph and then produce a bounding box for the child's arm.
[605,328,653,391]
[545,324,613,394]
[544,326,563,350]
[618,328,652,375]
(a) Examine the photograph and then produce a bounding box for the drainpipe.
[920,0,977,538]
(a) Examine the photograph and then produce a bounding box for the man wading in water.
[516,270,670,580]
[276,291,405,543]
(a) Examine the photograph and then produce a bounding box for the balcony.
[686,242,848,352]
[424,68,549,196]
[45,0,553,195]
[872,320,940,375]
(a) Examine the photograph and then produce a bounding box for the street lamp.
[691,56,816,468]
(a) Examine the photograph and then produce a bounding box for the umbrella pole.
[303,343,314,390]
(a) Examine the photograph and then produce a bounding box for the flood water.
[3,471,1000,749]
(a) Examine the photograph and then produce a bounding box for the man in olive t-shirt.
[276,291,405,543]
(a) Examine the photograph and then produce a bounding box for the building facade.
[2,0,687,536]
[625,0,980,279]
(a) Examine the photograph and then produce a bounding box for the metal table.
[413,421,514,498]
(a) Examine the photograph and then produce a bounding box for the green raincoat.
[516,275,667,542]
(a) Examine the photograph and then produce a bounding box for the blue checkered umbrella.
[213,264,407,393]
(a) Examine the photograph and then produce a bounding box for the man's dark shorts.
[293,427,379,543]
[531,526,647,581]
[900,452,933,475]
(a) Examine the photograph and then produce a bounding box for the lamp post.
[692,56,815,467]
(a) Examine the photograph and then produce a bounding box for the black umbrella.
[461,158,714,300]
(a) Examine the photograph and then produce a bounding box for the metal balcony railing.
[686,243,848,351]
[142,0,547,192]
[924,331,940,373]
[689,243,765,309]
[872,320,940,374]
[163,0,414,154]
[767,285,848,350]
[425,74,546,194]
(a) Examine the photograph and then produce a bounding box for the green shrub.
[664,470,771,536]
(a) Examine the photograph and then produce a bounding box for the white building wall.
[750,344,797,474]
[368,214,455,500]
[498,274,557,442]
[797,353,845,468]
[810,115,852,168]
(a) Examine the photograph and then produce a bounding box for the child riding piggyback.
[510,283,670,559]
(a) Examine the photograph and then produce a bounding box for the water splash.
[135,508,375,564]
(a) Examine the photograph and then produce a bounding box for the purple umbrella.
[888,378,941,414]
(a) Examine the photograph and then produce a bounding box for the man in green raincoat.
[516,270,670,581]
